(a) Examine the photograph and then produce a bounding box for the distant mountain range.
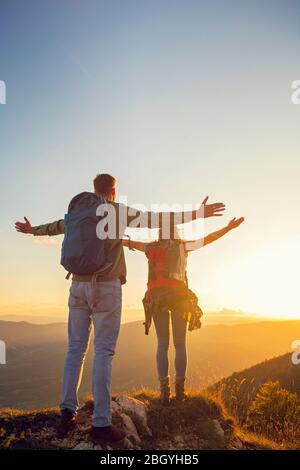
[0,318,299,409]
[0,308,276,325]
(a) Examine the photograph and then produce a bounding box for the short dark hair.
[93,173,116,196]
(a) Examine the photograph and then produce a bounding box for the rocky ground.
[0,390,278,450]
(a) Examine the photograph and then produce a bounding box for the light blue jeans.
[152,310,187,380]
[60,278,122,427]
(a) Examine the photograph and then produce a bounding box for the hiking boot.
[159,376,171,405]
[175,377,187,401]
[56,409,77,438]
[90,425,126,443]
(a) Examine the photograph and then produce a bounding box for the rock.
[73,441,94,450]
[93,444,103,450]
[123,437,135,449]
[173,434,184,448]
[55,437,76,448]
[115,395,152,436]
[232,436,243,449]
[120,413,141,444]
[211,420,225,438]
[111,400,121,414]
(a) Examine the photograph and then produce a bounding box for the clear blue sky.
[0,0,300,320]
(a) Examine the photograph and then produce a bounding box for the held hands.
[15,217,33,234]
[227,217,245,230]
[201,196,226,218]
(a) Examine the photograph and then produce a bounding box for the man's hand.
[15,217,33,234]
[201,196,226,217]
[227,217,245,230]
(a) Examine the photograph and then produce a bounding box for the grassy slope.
[0,389,281,451]
[208,353,300,448]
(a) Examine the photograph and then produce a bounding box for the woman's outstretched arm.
[185,217,245,252]
[122,238,147,252]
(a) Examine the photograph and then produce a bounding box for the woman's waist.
[147,277,186,292]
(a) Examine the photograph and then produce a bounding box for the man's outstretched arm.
[15,195,226,237]
[15,217,65,236]
[125,196,226,229]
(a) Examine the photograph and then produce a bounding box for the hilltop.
[0,390,280,451]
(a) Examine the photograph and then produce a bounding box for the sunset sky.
[0,0,300,321]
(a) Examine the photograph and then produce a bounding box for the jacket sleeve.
[31,219,65,236]
[125,207,198,228]
[112,202,198,230]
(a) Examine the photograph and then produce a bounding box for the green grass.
[123,388,234,449]
[0,407,60,449]
[0,388,286,450]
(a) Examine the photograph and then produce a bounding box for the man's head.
[93,174,116,201]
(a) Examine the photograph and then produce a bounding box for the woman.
[123,216,244,405]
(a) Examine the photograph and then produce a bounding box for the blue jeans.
[152,310,187,380]
[60,278,122,427]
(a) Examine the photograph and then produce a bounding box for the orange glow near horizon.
[1,233,299,322]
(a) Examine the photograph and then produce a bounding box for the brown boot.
[90,425,126,443]
[175,377,187,401]
[159,376,171,405]
[56,409,77,438]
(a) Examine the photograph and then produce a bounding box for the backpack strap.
[65,272,72,280]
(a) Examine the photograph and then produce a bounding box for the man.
[15,173,225,443]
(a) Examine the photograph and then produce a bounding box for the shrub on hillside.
[246,381,300,443]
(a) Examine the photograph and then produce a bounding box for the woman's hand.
[227,217,245,230]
